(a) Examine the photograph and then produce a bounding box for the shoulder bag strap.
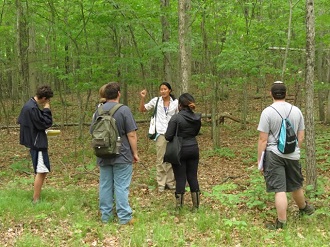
[152,97,160,130]
[153,97,160,117]
[175,114,185,136]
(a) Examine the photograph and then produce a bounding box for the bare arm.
[297,130,304,148]
[139,89,147,112]
[127,131,139,163]
[257,131,268,167]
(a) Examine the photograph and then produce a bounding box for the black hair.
[160,82,176,100]
[179,93,196,111]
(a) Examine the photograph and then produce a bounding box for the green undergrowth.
[1,168,329,246]
[0,123,329,246]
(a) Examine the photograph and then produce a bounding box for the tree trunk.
[16,0,30,103]
[178,0,191,93]
[212,80,220,148]
[305,0,317,190]
[326,90,330,124]
[160,0,172,83]
[281,0,294,81]
[29,23,37,95]
[325,53,330,124]
[316,44,325,122]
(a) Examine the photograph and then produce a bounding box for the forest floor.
[1,119,256,207]
[1,92,330,246]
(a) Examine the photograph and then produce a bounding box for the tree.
[178,0,191,93]
[16,0,30,103]
[305,0,317,189]
[160,0,172,83]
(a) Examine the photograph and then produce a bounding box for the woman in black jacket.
[165,93,202,209]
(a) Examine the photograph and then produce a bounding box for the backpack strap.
[269,106,283,119]
[109,103,123,117]
[268,104,293,139]
[286,105,293,118]
[270,104,293,119]
[97,103,123,116]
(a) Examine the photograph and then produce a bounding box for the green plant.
[204,183,241,208]
[223,218,247,229]
[10,160,30,174]
[241,170,272,210]
[203,147,236,159]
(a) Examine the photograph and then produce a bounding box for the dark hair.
[104,82,120,100]
[179,93,196,111]
[36,85,53,99]
[271,81,286,100]
[160,82,176,100]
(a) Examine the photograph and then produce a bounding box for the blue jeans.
[99,163,133,224]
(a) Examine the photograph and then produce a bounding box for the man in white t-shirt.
[257,81,315,229]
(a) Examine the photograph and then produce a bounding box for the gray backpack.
[91,103,123,158]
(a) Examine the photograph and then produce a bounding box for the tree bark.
[305,0,317,189]
[29,23,37,95]
[16,0,30,103]
[160,0,172,83]
[178,0,191,93]
[281,0,294,80]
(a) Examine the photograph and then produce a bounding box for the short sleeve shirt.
[144,97,178,135]
[257,101,304,160]
[91,102,138,166]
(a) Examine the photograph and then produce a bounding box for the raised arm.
[139,89,147,112]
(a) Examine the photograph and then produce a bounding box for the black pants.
[172,144,199,194]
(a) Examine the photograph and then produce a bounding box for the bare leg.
[275,192,287,221]
[33,173,47,202]
[292,188,306,209]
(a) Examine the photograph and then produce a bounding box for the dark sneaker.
[299,201,315,216]
[265,219,286,230]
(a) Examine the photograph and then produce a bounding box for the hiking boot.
[191,191,200,211]
[299,201,315,216]
[175,193,184,209]
[265,219,286,230]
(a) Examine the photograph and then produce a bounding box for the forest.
[0,0,330,246]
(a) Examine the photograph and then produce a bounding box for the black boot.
[191,191,200,210]
[175,193,184,209]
